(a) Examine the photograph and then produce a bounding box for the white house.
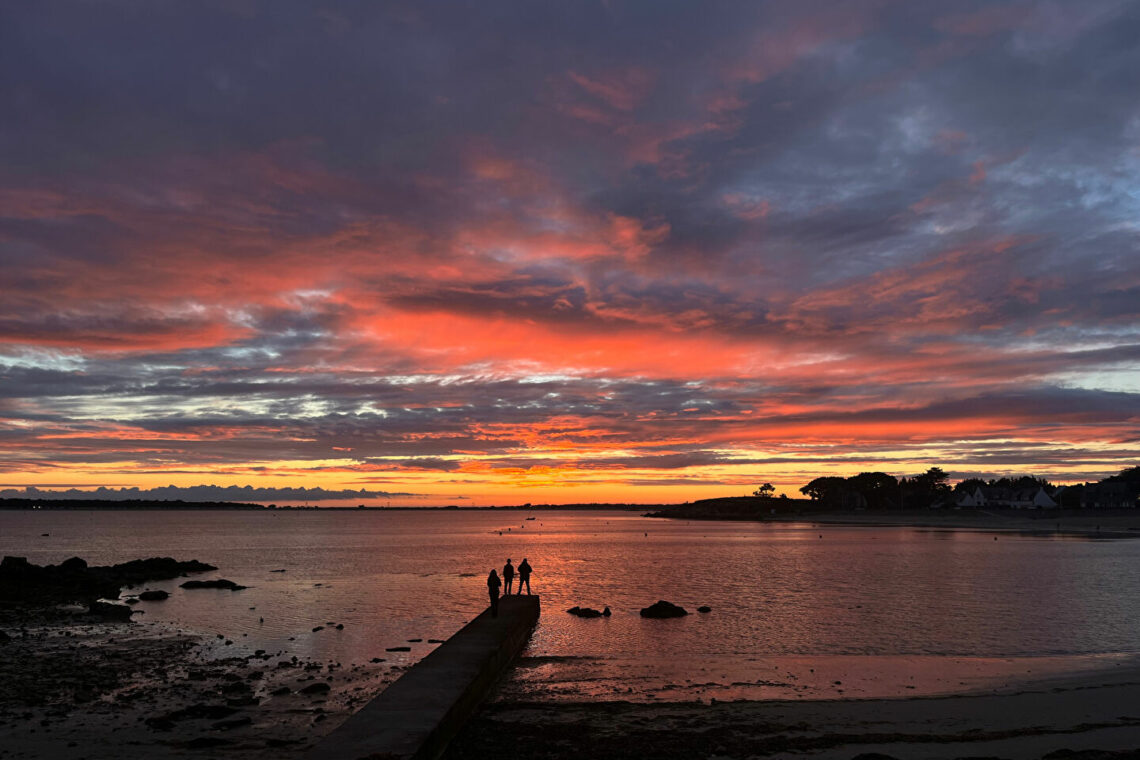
[956,485,1057,509]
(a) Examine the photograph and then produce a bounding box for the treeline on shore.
[646,465,1140,520]
[795,465,1140,510]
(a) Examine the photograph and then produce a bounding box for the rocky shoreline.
[0,556,396,759]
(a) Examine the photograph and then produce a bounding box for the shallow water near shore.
[4,508,1140,702]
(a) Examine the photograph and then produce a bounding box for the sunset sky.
[2,1,1138,505]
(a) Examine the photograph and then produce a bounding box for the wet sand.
[448,665,1140,759]
[0,608,395,760]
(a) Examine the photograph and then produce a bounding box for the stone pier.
[306,594,540,760]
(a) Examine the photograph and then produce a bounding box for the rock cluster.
[0,555,216,608]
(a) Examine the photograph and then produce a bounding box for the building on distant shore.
[955,485,1057,509]
[1074,482,1137,509]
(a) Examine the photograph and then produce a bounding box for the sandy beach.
[448,665,1140,760]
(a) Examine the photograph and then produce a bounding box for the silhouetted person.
[517,558,532,595]
[503,558,515,595]
[487,569,501,617]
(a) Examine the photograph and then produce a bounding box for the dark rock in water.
[0,555,215,607]
[300,682,331,695]
[312,626,324,632]
[139,589,169,601]
[567,606,604,618]
[406,638,421,642]
[112,557,217,583]
[0,553,29,569]
[212,716,252,731]
[335,623,344,630]
[639,600,688,618]
[180,579,247,591]
[428,639,445,643]
[370,657,386,663]
[88,601,134,620]
[386,646,411,652]
[271,686,291,696]
[270,568,286,573]
[124,597,140,605]
[697,605,711,613]
[603,606,611,616]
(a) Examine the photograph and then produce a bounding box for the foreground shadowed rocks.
[0,606,396,759]
[0,556,217,608]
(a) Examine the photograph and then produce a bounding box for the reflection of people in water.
[517,558,532,595]
[503,558,515,595]
[487,569,501,617]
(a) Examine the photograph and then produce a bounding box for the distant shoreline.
[648,502,1140,538]
[0,498,650,511]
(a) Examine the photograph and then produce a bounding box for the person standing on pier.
[503,558,515,595]
[517,558,532,595]
[487,568,502,617]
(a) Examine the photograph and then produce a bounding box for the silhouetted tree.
[753,483,775,498]
[1106,466,1140,484]
[901,467,951,508]
[848,472,898,509]
[800,477,848,503]
[954,478,987,494]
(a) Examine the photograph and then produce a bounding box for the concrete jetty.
[307,595,540,760]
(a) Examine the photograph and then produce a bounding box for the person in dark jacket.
[487,569,502,617]
[503,558,515,595]
[517,558,532,595]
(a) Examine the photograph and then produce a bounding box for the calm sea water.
[3,509,1139,701]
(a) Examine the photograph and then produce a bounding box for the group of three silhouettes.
[487,558,532,617]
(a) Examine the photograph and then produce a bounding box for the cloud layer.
[2,1,1138,502]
